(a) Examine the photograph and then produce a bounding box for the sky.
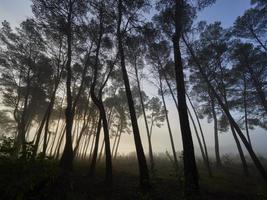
[0,0,267,159]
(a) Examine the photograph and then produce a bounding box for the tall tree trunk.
[188,107,212,176]
[112,124,120,157]
[243,75,252,146]
[209,93,222,167]
[134,60,154,172]
[81,117,97,159]
[173,0,199,192]
[117,0,149,188]
[158,74,178,169]
[162,67,211,175]
[14,67,31,158]
[59,3,74,173]
[114,127,123,159]
[88,117,102,177]
[186,93,212,176]
[42,100,54,157]
[48,93,65,157]
[182,35,267,183]
[42,66,63,158]
[89,9,112,184]
[32,107,49,158]
[55,126,66,160]
[230,125,249,177]
[73,102,91,157]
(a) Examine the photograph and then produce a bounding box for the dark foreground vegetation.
[0,0,267,199]
[0,154,267,200]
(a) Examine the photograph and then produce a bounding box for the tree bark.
[88,117,102,177]
[158,73,178,169]
[117,0,149,188]
[59,3,74,173]
[89,9,112,184]
[243,75,252,146]
[173,0,199,192]
[182,34,267,184]
[134,60,154,172]
[209,93,222,167]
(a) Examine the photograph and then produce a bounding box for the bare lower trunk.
[230,125,249,177]
[112,124,120,157]
[59,5,74,173]
[183,35,267,183]
[117,0,149,188]
[210,94,222,167]
[98,139,105,163]
[134,60,154,172]
[88,117,102,177]
[243,76,252,146]
[159,73,178,169]
[173,0,199,192]
[114,129,123,159]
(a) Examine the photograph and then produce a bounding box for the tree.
[116,0,150,188]
[0,19,50,158]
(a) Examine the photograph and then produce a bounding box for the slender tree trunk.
[183,35,267,183]
[117,0,149,188]
[42,101,54,157]
[55,126,65,160]
[60,3,74,173]
[89,9,112,184]
[14,67,31,158]
[88,117,102,177]
[186,93,212,176]
[188,107,212,176]
[82,132,92,159]
[209,93,222,167]
[230,125,249,177]
[98,139,105,163]
[112,124,120,157]
[134,60,154,172]
[159,74,178,169]
[74,106,91,157]
[173,0,199,192]
[32,108,49,158]
[243,76,252,146]
[89,132,96,160]
[114,127,123,159]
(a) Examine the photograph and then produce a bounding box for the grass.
[0,155,266,200]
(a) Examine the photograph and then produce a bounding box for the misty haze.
[0,0,266,199]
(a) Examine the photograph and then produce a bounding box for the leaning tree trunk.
[73,115,91,157]
[89,9,113,184]
[158,72,179,169]
[186,93,212,176]
[243,74,252,146]
[114,125,123,159]
[55,126,66,160]
[14,67,31,159]
[134,60,154,172]
[182,35,267,184]
[88,117,102,177]
[209,93,222,167]
[230,125,249,177]
[117,0,149,188]
[173,0,199,192]
[112,124,120,157]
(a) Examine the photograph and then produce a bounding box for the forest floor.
[0,155,267,200]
